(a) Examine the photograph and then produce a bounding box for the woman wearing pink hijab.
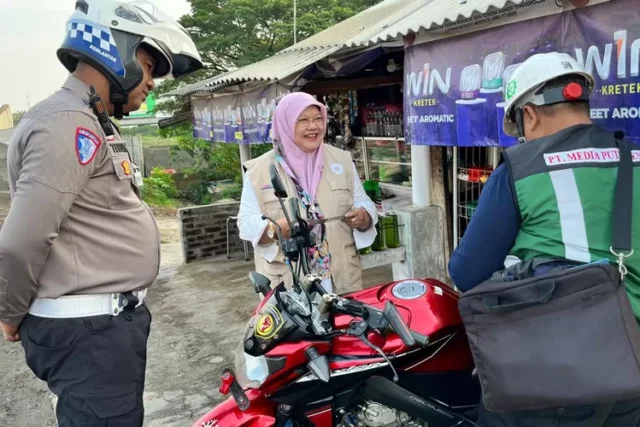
[238,92,378,294]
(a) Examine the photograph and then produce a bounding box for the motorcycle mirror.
[269,164,288,199]
[383,301,416,348]
[305,346,330,383]
[249,272,271,296]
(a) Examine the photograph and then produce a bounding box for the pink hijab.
[272,92,327,202]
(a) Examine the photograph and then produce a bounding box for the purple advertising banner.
[404,0,640,146]
[191,97,212,141]
[192,83,289,144]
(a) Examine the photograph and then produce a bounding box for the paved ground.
[0,209,393,427]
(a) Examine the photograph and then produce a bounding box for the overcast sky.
[0,0,192,112]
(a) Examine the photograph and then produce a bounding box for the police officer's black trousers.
[477,398,640,427]
[19,303,152,427]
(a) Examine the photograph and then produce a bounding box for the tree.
[155,0,382,204]
[156,0,382,113]
[12,110,25,127]
[183,0,381,72]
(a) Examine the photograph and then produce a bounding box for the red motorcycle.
[193,166,480,427]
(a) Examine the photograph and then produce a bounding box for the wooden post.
[430,146,452,282]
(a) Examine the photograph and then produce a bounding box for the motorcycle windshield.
[234,318,270,389]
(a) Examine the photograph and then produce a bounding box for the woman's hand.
[275,218,291,239]
[259,217,291,245]
[343,207,371,231]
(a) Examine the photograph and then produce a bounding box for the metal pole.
[452,146,459,249]
[293,0,297,44]
[490,147,500,169]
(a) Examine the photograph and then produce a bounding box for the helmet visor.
[110,0,203,77]
[115,0,178,25]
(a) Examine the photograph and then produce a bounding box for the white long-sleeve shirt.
[238,162,378,266]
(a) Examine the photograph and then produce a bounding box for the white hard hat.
[58,0,203,117]
[503,52,595,136]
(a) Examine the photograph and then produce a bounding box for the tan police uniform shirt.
[0,75,160,325]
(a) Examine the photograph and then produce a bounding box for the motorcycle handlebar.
[330,299,430,349]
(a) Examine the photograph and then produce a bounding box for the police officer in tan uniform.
[0,1,202,425]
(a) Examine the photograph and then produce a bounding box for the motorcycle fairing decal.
[294,355,413,384]
[255,305,284,339]
[294,333,455,383]
[298,360,391,382]
[404,332,458,371]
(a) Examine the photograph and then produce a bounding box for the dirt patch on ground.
[155,214,181,244]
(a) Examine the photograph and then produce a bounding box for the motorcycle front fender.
[191,389,277,427]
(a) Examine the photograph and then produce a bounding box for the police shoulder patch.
[76,127,102,165]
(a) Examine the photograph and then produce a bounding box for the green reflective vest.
[502,125,640,319]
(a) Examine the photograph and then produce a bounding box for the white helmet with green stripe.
[503,52,595,137]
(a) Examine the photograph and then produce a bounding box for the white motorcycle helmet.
[57,0,203,118]
[503,52,595,139]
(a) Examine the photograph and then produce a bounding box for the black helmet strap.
[515,108,526,144]
[110,84,128,120]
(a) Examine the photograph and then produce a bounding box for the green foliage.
[251,144,273,159]
[141,167,180,207]
[219,183,243,200]
[181,181,213,205]
[181,0,382,72]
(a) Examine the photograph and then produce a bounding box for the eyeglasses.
[296,117,324,129]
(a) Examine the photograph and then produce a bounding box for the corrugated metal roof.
[281,0,427,52]
[165,71,235,97]
[166,0,557,97]
[376,0,542,41]
[166,46,339,96]
[165,78,231,97]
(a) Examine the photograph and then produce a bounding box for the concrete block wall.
[392,205,448,284]
[179,201,253,263]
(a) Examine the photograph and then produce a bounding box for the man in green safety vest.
[449,51,640,425]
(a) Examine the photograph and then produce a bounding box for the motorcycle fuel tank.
[331,278,467,358]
